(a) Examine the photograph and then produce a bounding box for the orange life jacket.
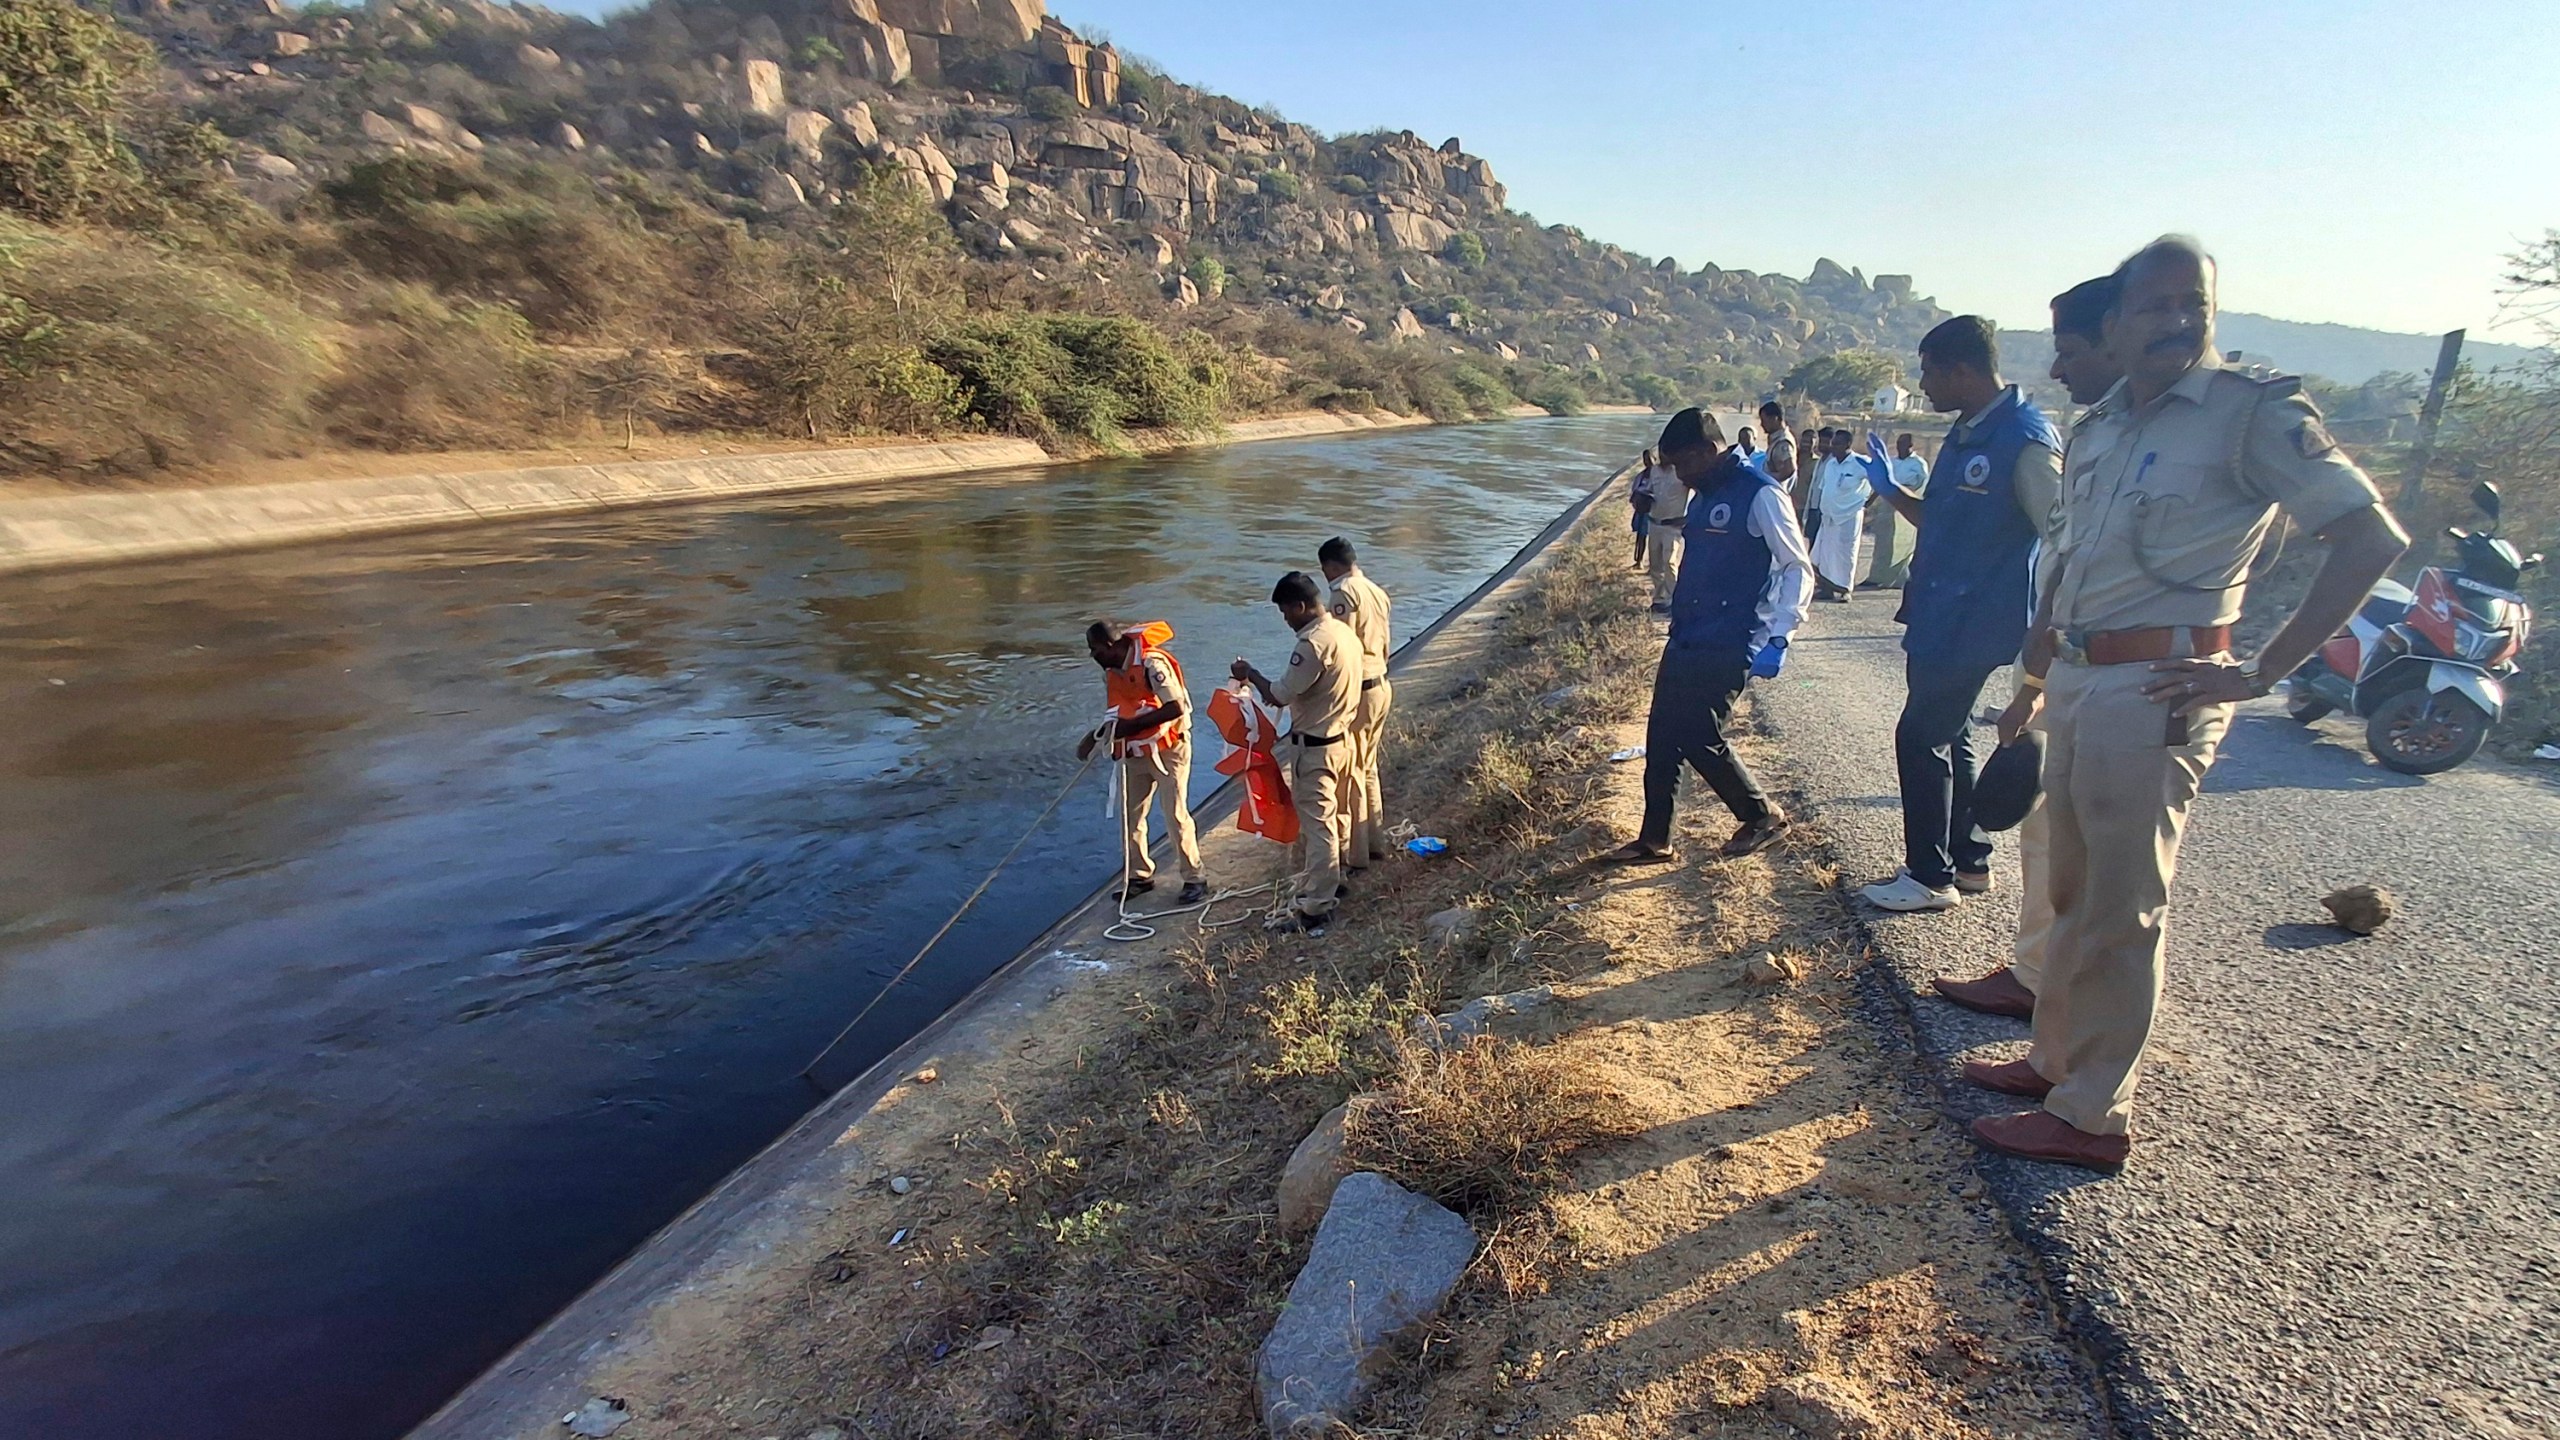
[1206,681,1299,845]
[1104,620,1187,759]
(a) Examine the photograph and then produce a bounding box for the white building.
[1873,382,1913,414]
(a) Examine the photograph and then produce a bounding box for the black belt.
[1653,516,1684,527]
[1361,677,1384,691]
[1294,732,1341,747]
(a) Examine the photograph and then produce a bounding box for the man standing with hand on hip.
[1859,315,2064,913]
[1603,408,1810,864]
[1965,237,2406,1172]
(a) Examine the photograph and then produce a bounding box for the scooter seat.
[2359,579,2416,627]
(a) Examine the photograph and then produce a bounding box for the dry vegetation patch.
[583,513,2104,1440]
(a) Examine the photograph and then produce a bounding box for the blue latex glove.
[1749,636,1788,679]
[1859,431,1895,497]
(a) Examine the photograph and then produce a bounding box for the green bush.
[1443,231,1487,270]
[1185,253,1225,299]
[1627,372,1683,411]
[1258,168,1301,202]
[0,0,149,224]
[927,312,1223,449]
[796,36,844,65]
[0,218,325,472]
[1330,174,1369,196]
[1025,85,1079,121]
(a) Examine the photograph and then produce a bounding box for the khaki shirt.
[2053,358,2382,631]
[1138,652,1189,726]
[1274,613,1362,740]
[1326,568,1393,680]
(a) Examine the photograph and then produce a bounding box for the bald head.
[2108,234,2218,399]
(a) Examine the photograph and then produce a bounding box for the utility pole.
[2398,328,2466,507]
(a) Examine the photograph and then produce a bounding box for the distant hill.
[2216,313,2539,384]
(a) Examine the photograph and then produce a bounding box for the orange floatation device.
[1207,680,1299,845]
[1102,619,1187,761]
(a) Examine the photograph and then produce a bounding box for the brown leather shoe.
[1970,1110,2129,1174]
[1960,1057,2053,1098]
[1933,967,2035,1019]
[1718,807,1790,858]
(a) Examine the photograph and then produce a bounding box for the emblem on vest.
[1704,501,1734,531]
[1960,454,1992,492]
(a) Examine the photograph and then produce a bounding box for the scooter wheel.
[2366,687,2488,775]
[2285,690,2335,724]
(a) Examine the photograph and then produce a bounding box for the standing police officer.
[1937,273,2126,1018]
[1233,572,1364,936]
[1964,237,2407,1172]
[1604,408,1810,864]
[1858,316,2064,913]
[1319,537,1394,870]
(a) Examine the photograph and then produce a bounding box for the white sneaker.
[1860,871,1960,912]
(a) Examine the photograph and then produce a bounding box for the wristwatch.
[2242,662,2278,698]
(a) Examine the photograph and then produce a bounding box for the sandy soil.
[543,512,2106,1440]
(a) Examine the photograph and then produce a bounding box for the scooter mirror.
[2472,480,2503,524]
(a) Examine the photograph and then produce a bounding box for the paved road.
[1759,603,2560,1440]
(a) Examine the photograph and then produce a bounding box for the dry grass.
[582,509,2103,1440]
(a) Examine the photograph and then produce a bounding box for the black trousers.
[1639,645,1769,843]
[1895,654,1999,888]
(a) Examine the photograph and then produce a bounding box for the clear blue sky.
[570,0,2560,342]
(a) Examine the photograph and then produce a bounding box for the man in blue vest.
[1858,316,2064,912]
[1604,408,1812,864]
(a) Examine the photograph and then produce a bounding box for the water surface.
[0,414,1655,1438]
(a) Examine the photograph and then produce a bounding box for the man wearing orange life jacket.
[1319,536,1394,870]
[1079,619,1208,906]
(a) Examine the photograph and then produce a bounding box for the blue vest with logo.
[1896,386,2062,672]
[1668,453,1780,654]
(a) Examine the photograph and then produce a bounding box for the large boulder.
[1388,307,1426,341]
[739,57,786,117]
[1256,1173,1477,1437]
[878,0,1042,45]
[784,108,834,163]
[844,20,913,85]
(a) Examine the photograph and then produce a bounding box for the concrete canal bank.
[0,410,1445,576]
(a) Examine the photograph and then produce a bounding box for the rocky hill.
[127,0,1945,398]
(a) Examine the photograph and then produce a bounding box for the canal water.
[0,414,1659,1439]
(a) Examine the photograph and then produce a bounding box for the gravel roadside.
[1757,600,2560,1439]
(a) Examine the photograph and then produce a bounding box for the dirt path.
[499,511,2108,1440]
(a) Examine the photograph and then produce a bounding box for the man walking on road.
[1639,448,1684,612]
[1859,316,2064,913]
[1937,274,2125,1018]
[1604,408,1810,864]
[1811,427,1871,601]
[1320,537,1394,871]
[1964,237,2407,1172]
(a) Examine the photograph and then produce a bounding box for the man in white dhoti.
[1810,429,1869,601]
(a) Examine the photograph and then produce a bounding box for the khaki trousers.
[2010,730,2053,994]
[1288,739,1349,919]
[1646,524,1682,606]
[2027,659,2231,1135]
[1119,742,1202,885]
[1347,678,1393,864]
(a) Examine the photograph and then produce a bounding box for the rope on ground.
[1100,758,1295,940]
[795,742,1107,1081]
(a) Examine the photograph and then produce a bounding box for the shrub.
[0,0,149,223]
[323,155,671,337]
[1443,230,1487,270]
[736,268,964,438]
[927,312,1221,448]
[1025,85,1079,121]
[1258,167,1301,202]
[0,219,324,472]
[1627,371,1683,411]
[316,283,559,450]
[1345,1035,1647,1213]
[1184,252,1224,299]
[1329,173,1369,196]
[795,35,843,65]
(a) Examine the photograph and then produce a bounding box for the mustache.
[2146,333,2202,355]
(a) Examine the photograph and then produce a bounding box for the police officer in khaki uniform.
[1233,571,1363,934]
[1319,537,1394,869]
[1962,237,2408,1172]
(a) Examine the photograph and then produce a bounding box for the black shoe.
[1335,883,1351,899]
[1648,602,1672,615]
[1121,877,1155,901]
[1265,912,1330,936]
[1178,880,1208,905]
